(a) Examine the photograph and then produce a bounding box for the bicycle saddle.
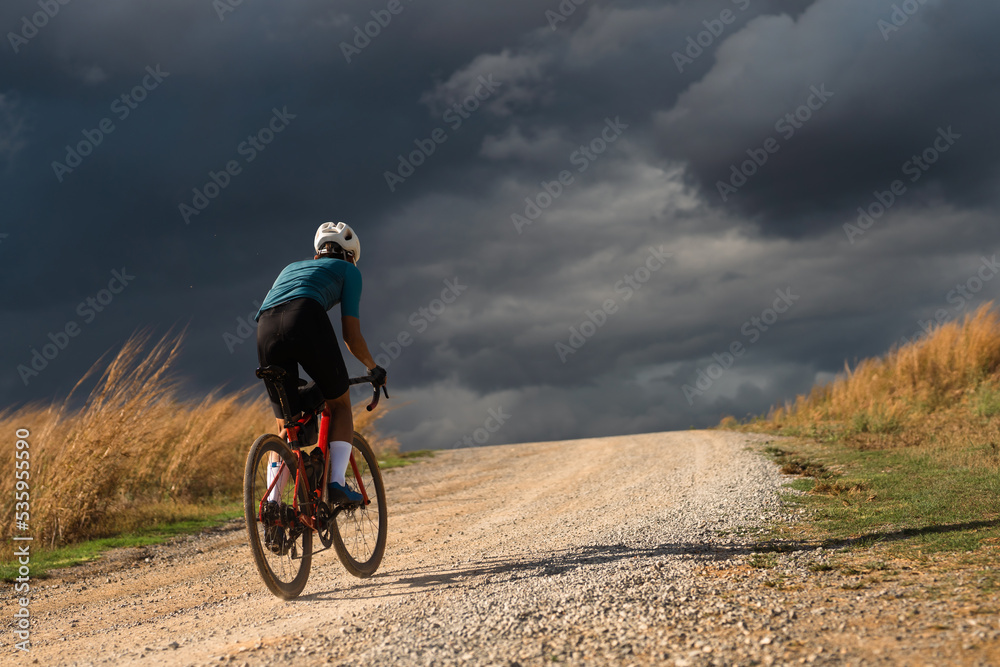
[256,366,325,417]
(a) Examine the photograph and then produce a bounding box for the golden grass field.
[722,304,1000,559]
[728,303,1000,462]
[6,305,998,563]
[0,332,395,560]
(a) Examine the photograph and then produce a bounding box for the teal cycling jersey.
[254,258,362,321]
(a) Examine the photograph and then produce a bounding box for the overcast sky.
[3,0,998,450]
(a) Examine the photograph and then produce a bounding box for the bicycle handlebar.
[348,375,389,412]
[256,365,388,418]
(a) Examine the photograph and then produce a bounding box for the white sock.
[329,440,353,487]
[266,461,289,502]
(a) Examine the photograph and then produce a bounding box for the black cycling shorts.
[256,297,350,418]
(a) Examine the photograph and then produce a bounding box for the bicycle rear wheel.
[244,433,312,599]
[331,432,387,578]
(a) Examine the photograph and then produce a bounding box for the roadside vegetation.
[725,303,1000,558]
[0,331,421,576]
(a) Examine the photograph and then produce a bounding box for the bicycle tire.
[331,431,387,578]
[244,433,313,599]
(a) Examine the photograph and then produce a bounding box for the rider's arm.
[339,263,384,380]
[337,263,377,369]
[342,316,376,370]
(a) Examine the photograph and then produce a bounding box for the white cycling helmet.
[313,221,360,263]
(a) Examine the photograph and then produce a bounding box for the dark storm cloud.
[654,0,1000,235]
[0,92,28,166]
[4,0,1000,449]
[0,0,607,404]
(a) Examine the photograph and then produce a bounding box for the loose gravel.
[4,430,998,666]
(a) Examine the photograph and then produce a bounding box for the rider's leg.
[257,300,302,505]
[326,391,353,442]
[325,391,354,487]
[283,297,356,500]
[265,418,290,501]
[266,454,289,503]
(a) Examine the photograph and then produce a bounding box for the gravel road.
[4,430,999,666]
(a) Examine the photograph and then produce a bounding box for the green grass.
[0,503,242,580]
[973,384,1000,417]
[730,308,1000,585]
[849,410,903,435]
[378,449,435,470]
[764,440,1000,554]
[748,552,777,569]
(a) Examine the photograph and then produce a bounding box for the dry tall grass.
[741,303,1000,455]
[0,331,394,559]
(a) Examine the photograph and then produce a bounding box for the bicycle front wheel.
[244,433,312,599]
[331,431,387,578]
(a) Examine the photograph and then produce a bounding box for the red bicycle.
[244,366,389,599]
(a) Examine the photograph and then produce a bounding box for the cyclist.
[255,222,387,509]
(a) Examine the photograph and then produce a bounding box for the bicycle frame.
[248,366,388,596]
[256,407,372,533]
[253,366,384,537]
